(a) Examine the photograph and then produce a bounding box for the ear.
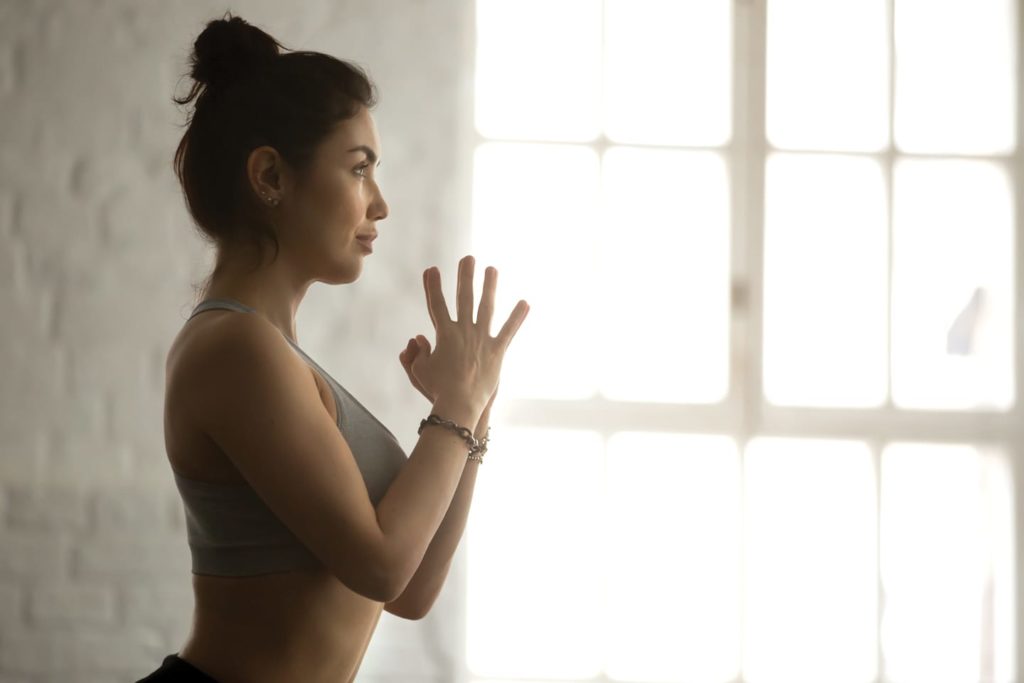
[246,145,291,199]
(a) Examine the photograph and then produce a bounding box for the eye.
[354,162,370,178]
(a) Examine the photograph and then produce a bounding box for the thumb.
[401,338,422,372]
[409,335,431,372]
[414,335,432,356]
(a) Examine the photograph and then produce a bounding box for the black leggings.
[135,653,221,682]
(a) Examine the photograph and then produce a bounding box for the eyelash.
[355,163,371,178]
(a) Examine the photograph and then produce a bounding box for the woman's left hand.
[400,335,498,414]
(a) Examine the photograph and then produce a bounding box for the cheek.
[304,182,354,231]
[302,168,365,225]
[324,177,361,213]
[296,178,338,221]
[339,184,369,222]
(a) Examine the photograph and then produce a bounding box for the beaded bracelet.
[468,427,490,464]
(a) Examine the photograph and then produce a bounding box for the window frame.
[453,1,1024,681]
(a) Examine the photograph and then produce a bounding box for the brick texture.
[0,0,471,680]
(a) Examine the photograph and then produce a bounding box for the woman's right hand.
[408,255,529,416]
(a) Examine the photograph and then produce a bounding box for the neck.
[200,246,312,344]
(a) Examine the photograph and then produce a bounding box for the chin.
[327,259,363,285]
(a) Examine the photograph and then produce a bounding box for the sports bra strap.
[188,297,257,321]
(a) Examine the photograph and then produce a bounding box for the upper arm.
[184,317,397,601]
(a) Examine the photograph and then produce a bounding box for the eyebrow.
[347,145,381,166]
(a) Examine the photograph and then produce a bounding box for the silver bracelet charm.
[468,426,490,463]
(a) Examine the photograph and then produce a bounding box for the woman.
[136,12,529,683]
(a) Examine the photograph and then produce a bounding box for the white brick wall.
[0,1,476,680]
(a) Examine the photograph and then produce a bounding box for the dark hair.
[172,11,378,295]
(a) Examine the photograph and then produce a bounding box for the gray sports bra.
[172,297,409,577]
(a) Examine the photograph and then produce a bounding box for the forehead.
[321,107,381,157]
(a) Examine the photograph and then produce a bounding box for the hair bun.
[190,12,283,91]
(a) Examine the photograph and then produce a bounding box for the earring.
[262,193,280,207]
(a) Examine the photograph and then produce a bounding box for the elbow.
[375,579,403,604]
[389,601,431,620]
[370,562,412,603]
[384,588,436,620]
[364,551,413,604]
[383,567,449,620]
[379,564,414,604]
[407,593,440,620]
[331,550,406,603]
[336,571,395,603]
[368,581,402,605]
[376,545,425,603]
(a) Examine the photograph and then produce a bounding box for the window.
[465,1,1018,682]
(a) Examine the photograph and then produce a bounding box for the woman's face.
[282,106,389,283]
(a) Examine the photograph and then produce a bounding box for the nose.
[370,186,389,222]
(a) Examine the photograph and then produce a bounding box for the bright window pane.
[466,428,604,679]
[891,159,1015,410]
[475,0,602,141]
[472,142,600,400]
[880,444,1015,683]
[894,0,1017,154]
[766,0,888,151]
[744,438,878,683]
[763,153,888,407]
[604,0,731,146]
[600,147,730,404]
[606,432,740,683]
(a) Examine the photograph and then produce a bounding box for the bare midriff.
[178,569,384,683]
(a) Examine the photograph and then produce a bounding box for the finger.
[477,266,497,336]
[423,267,451,327]
[422,269,436,329]
[456,255,475,324]
[415,334,432,355]
[495,299,530,349]
[400,339,417,367]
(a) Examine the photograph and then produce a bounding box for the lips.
[356,233,376,253]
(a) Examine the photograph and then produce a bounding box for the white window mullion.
[884,0,896,420]
[734,1,770,681]
[871,434,886,683]
[732,0,767,443]
[1013,0,1024,677]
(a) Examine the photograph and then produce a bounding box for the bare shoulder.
[166,310,393,601]
[171,310,307,401]
[171,311,327,465]
[166,311,316,450]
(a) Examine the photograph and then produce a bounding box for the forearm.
[374,396,482,596]
[405,456,479,599]
[387,408,489,615]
